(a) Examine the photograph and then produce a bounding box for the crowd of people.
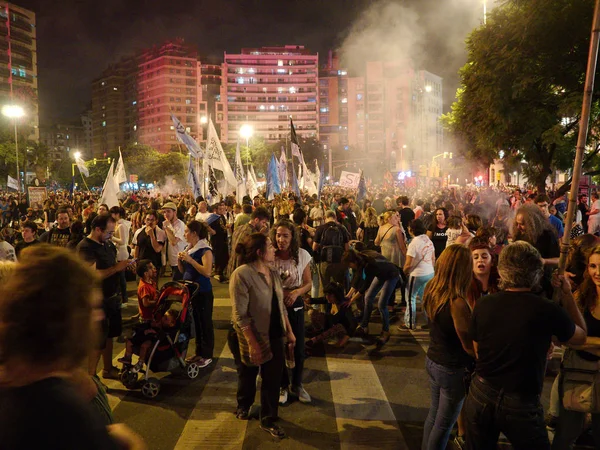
[0,183,598,448]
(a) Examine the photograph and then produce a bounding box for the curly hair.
[363,207,379,228]
[512,203,554,245]
[566,234,600,288]
[271,219,300,263]
[497,241,543,290]
[575,244,600,313]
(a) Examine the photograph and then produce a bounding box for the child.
[118,309,178,372]
[136,259,158,322]
[305,282,356,352]
[445,216,463,247]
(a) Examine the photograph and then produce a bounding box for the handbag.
[233,322,273,367]
[560,348,600,413]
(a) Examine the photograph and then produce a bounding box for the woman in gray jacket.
[229,233,296,439]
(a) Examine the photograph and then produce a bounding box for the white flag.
[75,155,89,177]
[234,140,247,204]
[302,159,318,196]
[7,175,18,190]
[246,165,259,199]
[113,150,127,186]
[100,161,119,208]
[187,155,202,199]
[206,119,237,190]
[171,114,203,159]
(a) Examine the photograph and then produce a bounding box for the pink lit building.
[218,45,319,144]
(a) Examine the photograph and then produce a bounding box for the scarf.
[185,238,212,255]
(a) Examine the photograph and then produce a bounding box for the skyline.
[13,0,486,123]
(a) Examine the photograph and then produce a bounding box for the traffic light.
[93,158,97,165]
[108,157,111,164]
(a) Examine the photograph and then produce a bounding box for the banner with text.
[339,171,361,188]
[28,187,47,207]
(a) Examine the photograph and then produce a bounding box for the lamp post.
[239,124,253,171]
[2,104,25,193]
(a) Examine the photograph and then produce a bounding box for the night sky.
[15,0,485,123]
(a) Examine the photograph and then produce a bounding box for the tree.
[443,0,600,192]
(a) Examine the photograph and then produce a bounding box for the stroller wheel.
[141,378,160,399]
[187,362,200,379]
[120,370,139,390]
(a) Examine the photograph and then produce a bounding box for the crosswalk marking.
[174,342,248,450]
[325,357,408,449]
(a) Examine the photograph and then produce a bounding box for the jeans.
[464,375,549,450]
[191,290,214,359]
[236,336,285,425]
[422,357,466,450]
[360,275,400,332]
[281,306,305,389]
[551,403,600,449]
[405,273,434,329]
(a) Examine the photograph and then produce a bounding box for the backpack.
[320,224,345,264]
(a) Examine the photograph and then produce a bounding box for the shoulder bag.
[560,348,600,413]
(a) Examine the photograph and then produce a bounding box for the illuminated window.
[289,87,296,94]
[113,87,118,91]
[341,98,347,104]
[357,94,363,101]
[278,87,284,93]
[259,105,265,110]
[102,121,106,127]
[18,69,26,77]
[278,60,283,66]
[236,77,244,84]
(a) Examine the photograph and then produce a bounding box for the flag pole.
[558,0,600,273]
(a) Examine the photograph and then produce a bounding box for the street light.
[2,104,25,193]
[239,124,253,171]
[71,151,82,194]
[200,116,208,125]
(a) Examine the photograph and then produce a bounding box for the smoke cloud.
[338,0,491,108]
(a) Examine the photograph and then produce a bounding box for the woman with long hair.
[270,219,313,405]
[178,220,214,368]
[229,233,295,439]
[344,249,400,345]
[467,237,500,309]
[421,245,475,450]
[427,208,449,259]
[552,244,600,449]
[357,207,380,251]
[375,210,407,267]
[401,219,436,330]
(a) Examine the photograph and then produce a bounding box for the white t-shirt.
[164,218,187,267]
[273,248,312,290]
[406,234,435,277]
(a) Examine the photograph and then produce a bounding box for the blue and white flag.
[279,146,287,188]
[266,154,281,200]
[187,155,202,199]
[317,160,325,200]
[75,154,89,177]
[171,114,203,159]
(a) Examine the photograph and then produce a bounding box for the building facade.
[0,2,38,140]
[40,122,85,164]
[219,45,319,144]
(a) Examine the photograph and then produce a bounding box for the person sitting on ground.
[304,282,356,352]
[118,309,178,373]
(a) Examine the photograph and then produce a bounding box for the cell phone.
[128,258,138,265]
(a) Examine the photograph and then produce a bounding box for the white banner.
[339,171,361,188]
[7,175,18,190]
[206,118,237,190]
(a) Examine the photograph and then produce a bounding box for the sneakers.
[279,387,288,405]
[235,407,249,420]
[102,366,120,380]
[186,356,213,368]
[260,420,286,439]
[290,385,312,403]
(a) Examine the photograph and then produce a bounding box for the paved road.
[105,279,591,450]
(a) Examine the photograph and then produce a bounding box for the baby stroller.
[120,280,201,399]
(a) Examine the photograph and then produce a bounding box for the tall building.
[219,45,319,144]
[91,40,221,156]
[0,2,38,140]
[318,51,348,151]
[40,122,85,163]
[136,40,200,153]
[91,58,136,158]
